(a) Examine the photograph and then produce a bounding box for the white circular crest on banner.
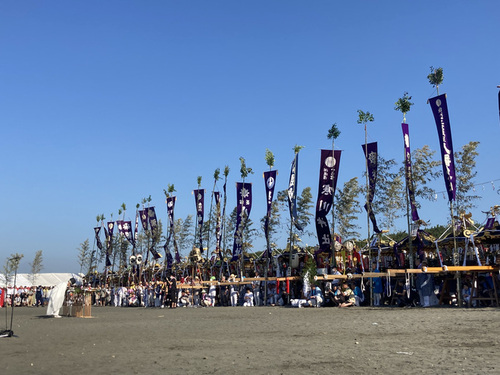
[267,177,275,189]
[436,99,442,107]
[325,156,335,168]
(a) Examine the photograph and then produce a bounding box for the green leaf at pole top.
[213,168,221,181]
[265,148,275,169]
[327,123,341,140]
[427,66,444,88]
[394,92,414,117]
[357,110,374,125]
[293,144,304,154]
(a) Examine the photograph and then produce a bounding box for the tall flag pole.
[427,66,461,305]
[287,147,302,284]
[401,123,419,270]
[358,109,375,305]
[315,150,341,257]
[207,169,221,263]
[429,94,458,258]
[428,95,456,203]
[221,167,229,263]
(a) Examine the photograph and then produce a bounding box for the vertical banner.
[106,221,115,267]
[166,197,176,245]
[222,181,227,240]
[263,170,277,257]
[117,220,134,247]
[315,150,341,253]
[428,94,456,201]
[231,182,253,261]
[139,209,149,231]
[214,192,222,257]
[147,207,158,234]
[287,153,302,231]
[401,123,420,221]
[94,226,103,251]
[133,211,139,250]
[362,142,381,233]
[162,192,174,271]
[147,207,161,259]
[193,189,205,251]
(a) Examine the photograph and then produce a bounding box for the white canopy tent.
[0,273,82,288]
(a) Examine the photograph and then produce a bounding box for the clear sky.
[1,1,499,273]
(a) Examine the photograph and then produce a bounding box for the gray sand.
[1,306,499,374]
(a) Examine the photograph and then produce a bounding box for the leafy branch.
[239,157,254,180]
[265,149,275,170]
[427,66,444,94]
[395,92,414,122]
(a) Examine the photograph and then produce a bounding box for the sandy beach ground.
[1,305,499,375]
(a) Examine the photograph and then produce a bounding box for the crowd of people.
[66,266,498,309]
[2,263,498,310]
[0,285,52,308]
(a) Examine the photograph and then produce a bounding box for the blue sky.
[1,1,499,273]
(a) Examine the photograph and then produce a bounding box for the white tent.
[0,273,82,288]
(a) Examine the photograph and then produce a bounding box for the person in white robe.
[46,281,69,318]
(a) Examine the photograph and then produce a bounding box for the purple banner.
[166,197,176,246]
[315,149,341,253]
[139,209,148,231]
[220,181,227,260]
[193,189,205,251]
[214,191,222,254]
[117,220,134,247]
[401,123,420,221]
[146,207,161,259]
[147,207,158,235]
[106,221,114,249]
[163,197,176,262]
[94,226,103,251]
[263,170,277,256]
[288,153,302,231]
[163,197,178,269]
[133,211,139,250]
[316,150,341,216]
[105,221,115,267]
[428,94,456,201]
[232,182,253,261]
[362,142,381,234]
